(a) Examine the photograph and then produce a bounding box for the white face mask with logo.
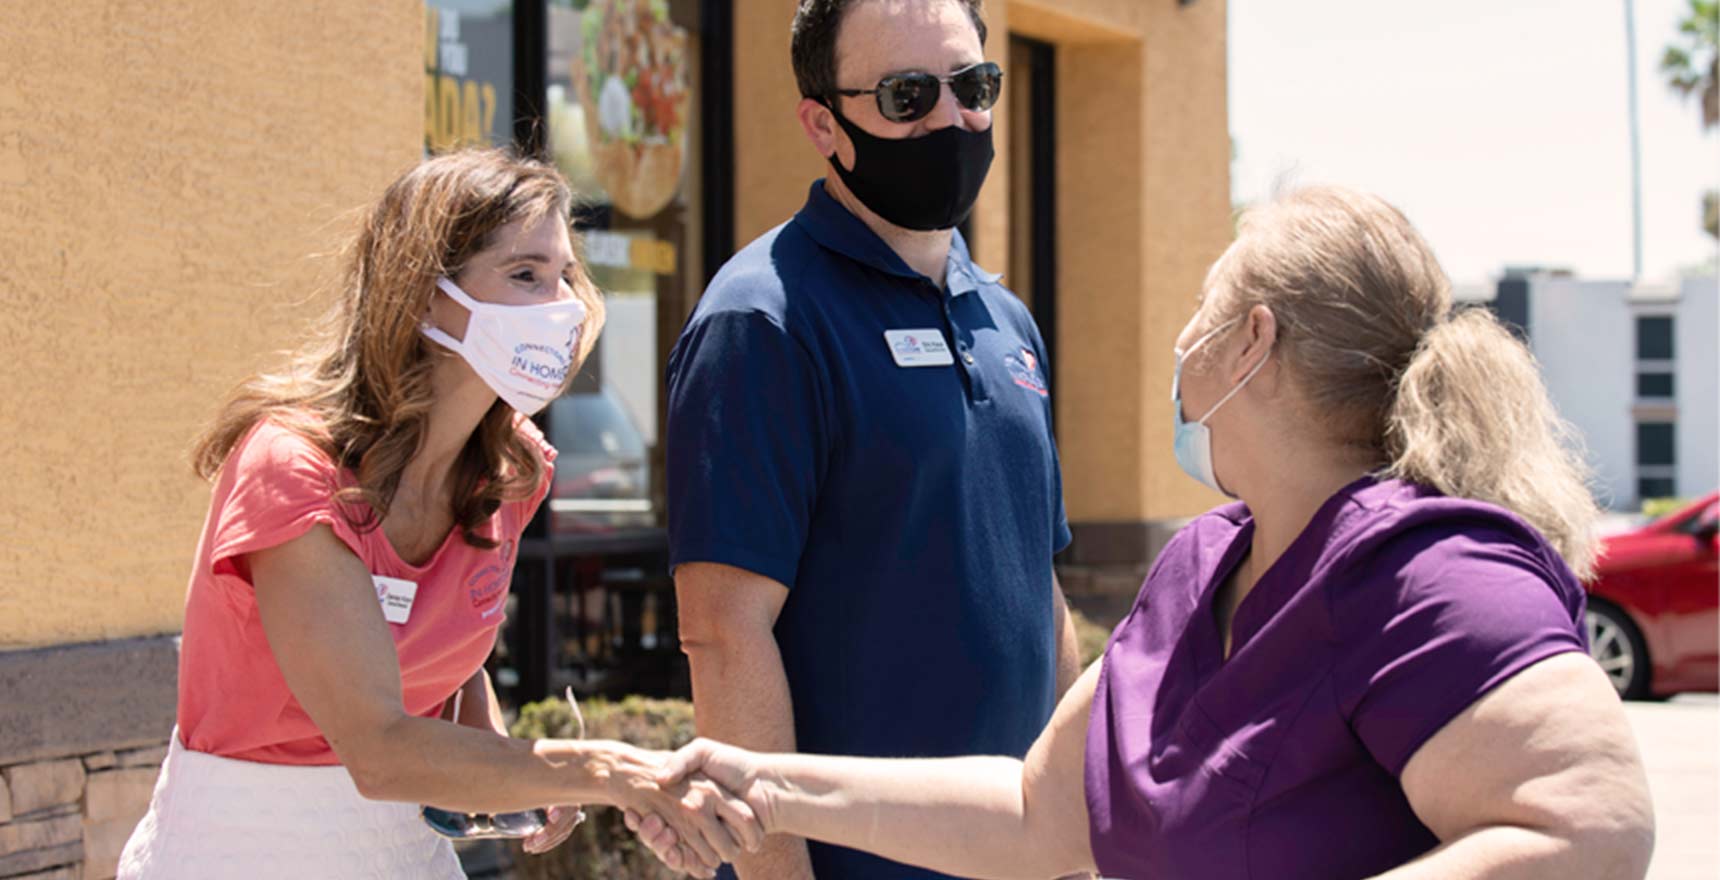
[421,277,587,416]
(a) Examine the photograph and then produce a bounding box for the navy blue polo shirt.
[666,181,1070,880]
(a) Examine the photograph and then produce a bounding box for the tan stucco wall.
[733,0,829,245]
[1012,0,1233,521]
[0,1,422,649]
[731,0,1232,523]
[1134,0,1233,519]
[1054,37,1151,520]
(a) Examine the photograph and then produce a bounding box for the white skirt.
[119,731,465,879]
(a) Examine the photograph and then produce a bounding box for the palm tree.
[1661,0,1719,128]
[1660,0,1718,240]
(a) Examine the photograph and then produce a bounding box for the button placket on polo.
[943,290,991,403]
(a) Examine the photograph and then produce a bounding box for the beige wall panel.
[968,1,1010,273]
[0,0,422,648]
[1054,44,1146,521]
[1138,0,1234,518]
[1002,0,1230,522]
[733,0,828,245]
[1007,0,1144,42]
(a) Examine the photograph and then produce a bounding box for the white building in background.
[1478,271,1718,511]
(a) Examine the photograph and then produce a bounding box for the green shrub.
[1642,497,1691,521]
[506,695,697,880]
[1069,606,1113,668]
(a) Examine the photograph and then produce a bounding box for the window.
[1638,477,1678,501]
[542,0,711,536]
[1675,500,1719,536]
[1636,315,1675,361]
[1636,372,1675,399]
[1637,422,1676,467]
[1491,278,1530,341]
[424,1,515,152]
[500,0,730,707]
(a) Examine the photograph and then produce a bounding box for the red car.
[1585,492,1719,699]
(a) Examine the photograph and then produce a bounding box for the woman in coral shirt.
[119,150,758,879]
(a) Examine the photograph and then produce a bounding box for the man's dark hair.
[790,0,988,100]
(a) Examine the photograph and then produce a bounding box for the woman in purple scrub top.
[627,186,1655,880]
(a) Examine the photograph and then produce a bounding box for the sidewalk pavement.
[1625,694,1719,879]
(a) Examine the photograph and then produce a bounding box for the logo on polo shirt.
[1004,346,1049,397]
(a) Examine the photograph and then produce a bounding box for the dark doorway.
[1008,35,1058,400]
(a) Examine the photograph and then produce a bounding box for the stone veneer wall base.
[0,637,178,879]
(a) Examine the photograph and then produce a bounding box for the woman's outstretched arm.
[249,524,762,876]
[641,659,1103,880]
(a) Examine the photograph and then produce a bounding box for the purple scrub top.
[1085,477,1588,880]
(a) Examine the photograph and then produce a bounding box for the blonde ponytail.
[1212,186,1600,580]
[1384,309,1599,579]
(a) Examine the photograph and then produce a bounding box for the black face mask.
[824,104,995,232]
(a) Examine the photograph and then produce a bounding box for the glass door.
[543,0,707,540]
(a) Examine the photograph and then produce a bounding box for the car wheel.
[1586,601,1651,700]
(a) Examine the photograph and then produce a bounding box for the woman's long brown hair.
[191,148,606,548]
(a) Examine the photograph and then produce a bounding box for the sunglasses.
[830,61,1003,123]
[421,805,552,839]
[420,686,588,841]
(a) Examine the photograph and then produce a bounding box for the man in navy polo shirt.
[664,2,1079,878]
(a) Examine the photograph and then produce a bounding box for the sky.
[1228,0,1719,287]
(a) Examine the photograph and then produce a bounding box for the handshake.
[432,698,1071,879]
[610,739,773,879]
[426,739,767,877]
[425,688,774,877]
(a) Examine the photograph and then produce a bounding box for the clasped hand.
[622,739,774,877]
[603,741,767,879]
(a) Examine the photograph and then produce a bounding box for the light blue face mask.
[1172,317,1271,497]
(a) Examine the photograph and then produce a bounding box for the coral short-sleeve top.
[175,416,554,765]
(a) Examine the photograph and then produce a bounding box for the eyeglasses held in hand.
[420,686,588,840]
[830,61,1003,123]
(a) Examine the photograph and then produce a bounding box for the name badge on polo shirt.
[372,575,418,625]
[883,329,955,367]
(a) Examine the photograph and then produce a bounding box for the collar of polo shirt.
[795,181,1003,297]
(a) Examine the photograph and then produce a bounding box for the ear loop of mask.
[420,277,477,353]
[1178,316,1268,425]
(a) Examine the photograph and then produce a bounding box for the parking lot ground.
[1625,694,1718,880]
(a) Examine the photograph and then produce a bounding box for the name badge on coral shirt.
[884,329,955,367]
[373,575,418,625]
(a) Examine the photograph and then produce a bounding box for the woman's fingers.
[665,797,723,871]
[625,805,689,874]
[676,842,711,879]
[636,812,679,861]
[701,778,764,853]
[522,804,584,854]
[653,833,683,872]
[681,783,743,866]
